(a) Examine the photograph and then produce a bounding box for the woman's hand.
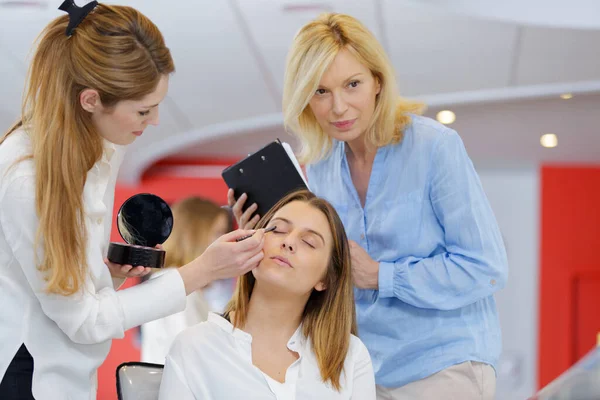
[104,260,152,279]
[227,189,260,230]
[178,229,266,295]
[349,240,379,289]
[104,244,163,279]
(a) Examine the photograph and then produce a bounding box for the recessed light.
[436,110,456,125]
[560,93,573,100]
[540,133,558,148]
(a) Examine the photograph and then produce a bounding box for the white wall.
[478,167,540,399]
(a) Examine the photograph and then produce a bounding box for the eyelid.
[303,240,316,248]
[303,233,320,246]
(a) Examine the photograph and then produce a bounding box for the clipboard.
[221,139,309,218]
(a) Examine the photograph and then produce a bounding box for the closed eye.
[138,110,150,116]
[303,240,315,249]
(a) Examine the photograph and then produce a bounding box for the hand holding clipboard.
[223,139,309,229]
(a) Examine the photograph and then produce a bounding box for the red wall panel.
[539,166,600,388]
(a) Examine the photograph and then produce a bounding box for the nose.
[280,239,295,253]
[332,91,348,116]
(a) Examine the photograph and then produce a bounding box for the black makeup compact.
[107,193,173,269]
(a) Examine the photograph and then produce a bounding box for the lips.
[132,131,143,137]
[271,255,293,268]
[331,119,356,130]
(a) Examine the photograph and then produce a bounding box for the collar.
[208,312,306,353]
[101,140,117,165]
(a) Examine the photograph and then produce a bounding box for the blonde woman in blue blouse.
[229,12,508,400]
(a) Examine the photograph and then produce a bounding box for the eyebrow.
[318,73,365,89]
[142,103,159,109]
[270,217,326,244]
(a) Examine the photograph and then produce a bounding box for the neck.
[243,281,307,340]
[346,136,376,165]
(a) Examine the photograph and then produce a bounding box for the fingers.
[105,258,152,278]
[245,213,260,230]
[124,265,151,277]
[227,190,260,229]
[227,188,236,207]
[117,264,151,277]
[233,228,265,252]
[240,203,258,226]
[120,264,133,275]
[239,250,264,273]
[249,228,265,243]
[230,192,247,220]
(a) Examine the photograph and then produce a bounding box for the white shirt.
[158,313,376,400]
[141,271,211,364]
[0,129,187,400]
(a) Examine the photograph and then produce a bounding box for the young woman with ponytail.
[0,3,265,399]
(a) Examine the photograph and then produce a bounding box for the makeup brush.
[235,225,277,242]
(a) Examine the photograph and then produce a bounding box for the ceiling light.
[436,110,456,125]
[282,3,331,12]
[0,1,47,9]
[560,93,573,100]
[540,134,558,148]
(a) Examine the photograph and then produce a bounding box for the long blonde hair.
[225,189,357,391]
[0,5,175,295]
[283,12,425,164]
[163,197,232,268]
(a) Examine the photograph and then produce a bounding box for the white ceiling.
[396,0,600,30]
[0,0,599,184]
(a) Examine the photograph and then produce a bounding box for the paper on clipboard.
[281,142,310,190]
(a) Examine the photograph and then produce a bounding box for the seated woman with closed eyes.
[159,189,375,399]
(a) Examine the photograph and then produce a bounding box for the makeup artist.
[0,3,265,399]
[229,13,508,400]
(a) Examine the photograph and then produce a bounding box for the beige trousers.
[376,361,496,400]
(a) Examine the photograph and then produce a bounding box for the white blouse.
[159,313,376,400]
[0,129,187,400]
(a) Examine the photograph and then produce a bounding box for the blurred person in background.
[141,197,236,364]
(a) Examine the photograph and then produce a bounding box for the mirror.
[107,193,173,269]
[117,193,173,247]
